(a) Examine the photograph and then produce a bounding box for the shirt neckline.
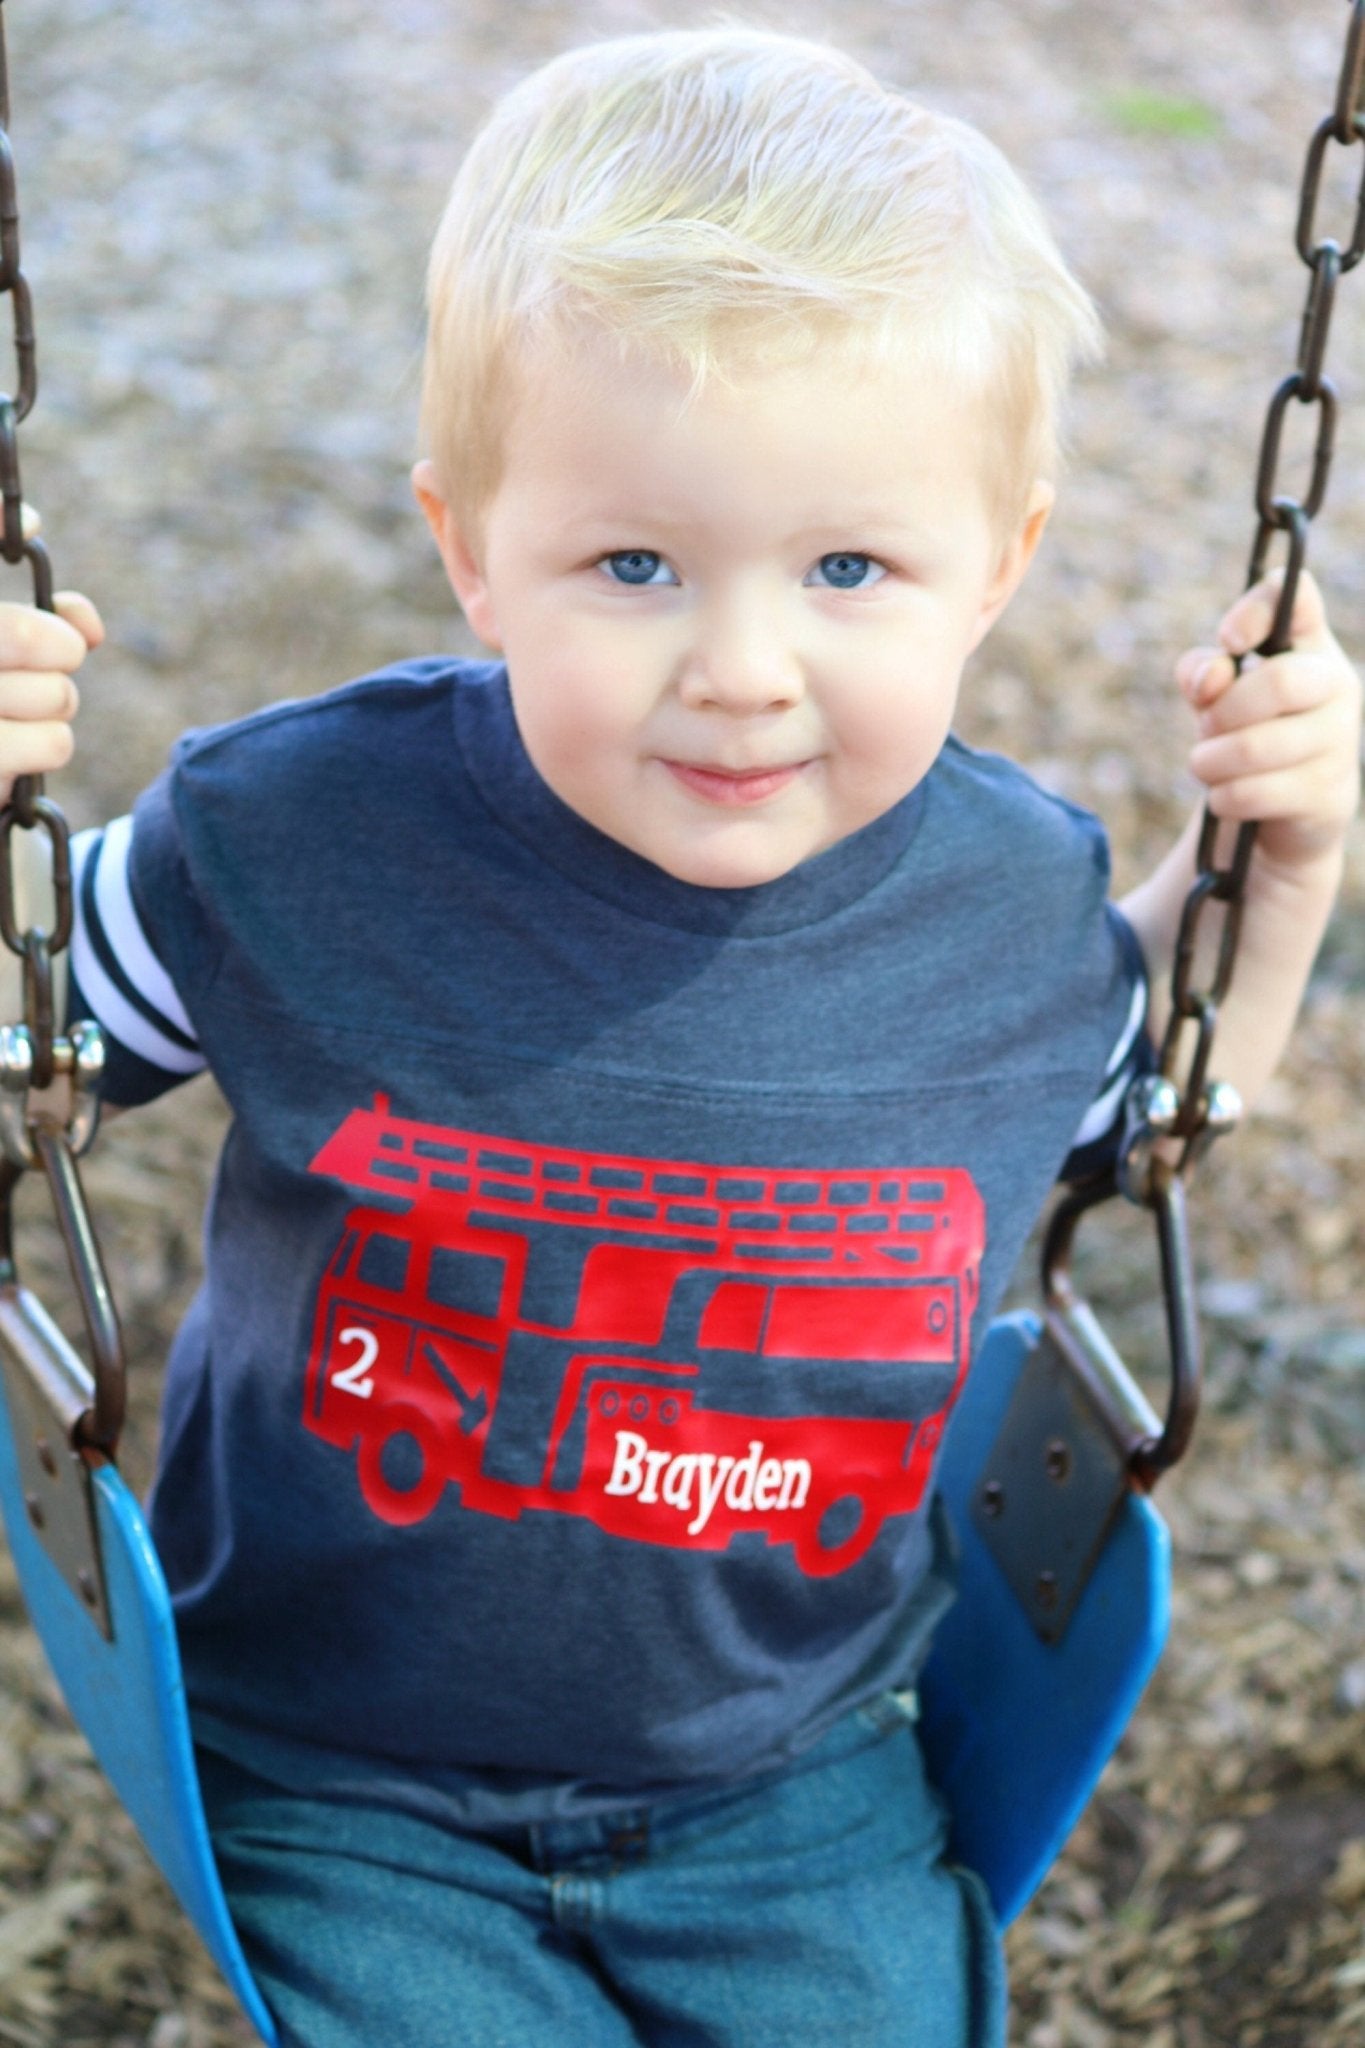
[452,662,928,938]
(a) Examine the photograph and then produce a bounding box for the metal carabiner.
[0,1115,125,1461]
[29,1119,125,1456]
[1041,1159,1202,1494]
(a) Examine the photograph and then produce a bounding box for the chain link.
[1141,0,1365,1176]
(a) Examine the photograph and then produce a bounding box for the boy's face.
[416,332,1051,889]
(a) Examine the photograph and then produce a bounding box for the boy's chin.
[641,833,816,891]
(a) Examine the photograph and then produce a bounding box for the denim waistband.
[523,1687,923,1875]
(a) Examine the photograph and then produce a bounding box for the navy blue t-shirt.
[69,659,1146,1827]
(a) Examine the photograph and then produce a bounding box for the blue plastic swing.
[0,1265,1170,2043]
[0,1287,280,2047]
[920,1307,1170,1923]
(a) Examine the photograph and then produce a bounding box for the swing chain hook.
[1050,0,1365,1487]
[1042,1163,1200,1491]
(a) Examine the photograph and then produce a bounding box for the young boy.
[2,26,1359,2048]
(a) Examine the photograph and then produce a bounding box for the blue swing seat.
[919,1310,1170,1925]
[0,1303,1167,2042]
[0,1287,280,2047]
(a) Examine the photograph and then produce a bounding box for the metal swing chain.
[1047,0,1365,1490]
[0,0,122,1460]
[1145,0,1365,1170]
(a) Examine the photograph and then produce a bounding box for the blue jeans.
[199,1692,1006,2048]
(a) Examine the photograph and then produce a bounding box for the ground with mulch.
[0,1,1361,2043]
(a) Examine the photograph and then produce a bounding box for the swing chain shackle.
[0,0,126,1468]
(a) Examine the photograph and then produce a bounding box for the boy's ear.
[411,460,503,652]
[967,480,1055,653]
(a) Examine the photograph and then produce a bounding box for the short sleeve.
[67,795,211,1108]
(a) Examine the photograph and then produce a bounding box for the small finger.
[0,601,90,671]
[1190,714,1326,789]
[1192,650,1344,736]
[52,590,105,648]
[0,669,80,721]
[1199,763,1359,845]
[1217,566,1328,658]
[19,502,40,542]
[1176,645,1237,712]
[0,719,75,780]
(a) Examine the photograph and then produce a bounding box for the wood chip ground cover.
[0,1,1361,2041]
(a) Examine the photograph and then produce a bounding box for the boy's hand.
[0,589,102,803]
[1128,566,1358,1118]
[1176,568,1362,873]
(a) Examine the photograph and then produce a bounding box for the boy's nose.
[675,611,804,715]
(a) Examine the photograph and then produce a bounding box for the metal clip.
[1117,1070,1243,1205]
[1116,1072,1180,1207]
[28,1120,124,1457]
[1043,1163,1202,1492]
[64,1020,105,1157]
[0,1018,32,1165]
[0,1017,106,1167]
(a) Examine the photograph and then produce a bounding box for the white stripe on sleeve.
[92,813,199,1040]
[1068,972,1148,1151]
[71,823,208,1076]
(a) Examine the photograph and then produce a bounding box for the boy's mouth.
[663,761,806,806]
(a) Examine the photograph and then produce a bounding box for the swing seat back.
[0,1286,280,2047]
[919,1311,1171,1925]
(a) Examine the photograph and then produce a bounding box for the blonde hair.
[421,25,1101,538]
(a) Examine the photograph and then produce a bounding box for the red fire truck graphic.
[303,1099,984,1576]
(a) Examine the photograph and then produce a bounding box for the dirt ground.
[0,0,1361,2042]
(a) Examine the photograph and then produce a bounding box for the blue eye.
[601,549,677,586]
[808,552,886,590]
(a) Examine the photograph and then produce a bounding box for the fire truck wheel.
[795,1494,881,1577]
[356,1405,447,1527]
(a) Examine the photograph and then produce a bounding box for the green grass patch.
[1100,88,1220,139]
